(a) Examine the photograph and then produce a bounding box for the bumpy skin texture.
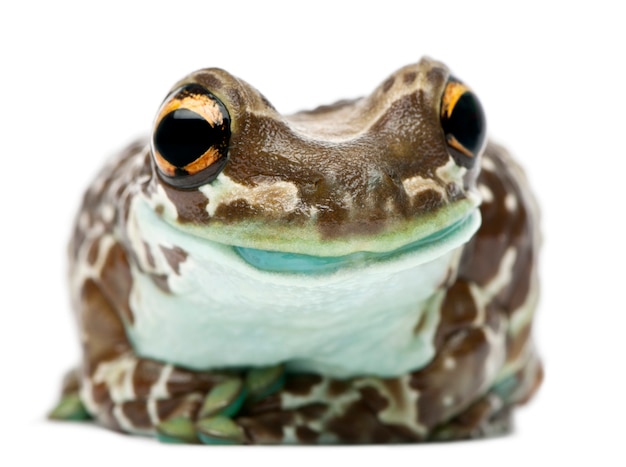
[60,59,542,443]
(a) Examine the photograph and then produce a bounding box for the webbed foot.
[49,369,92,422]
[155,365,285,445]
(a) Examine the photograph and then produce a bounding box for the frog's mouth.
[233,210,480,274]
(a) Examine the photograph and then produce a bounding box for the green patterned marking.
[245,364,286,403]
[196,416,246,445]
[199,377,247,419]
[156,416,199,444]
[48,393,91,421]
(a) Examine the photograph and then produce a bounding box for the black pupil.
[444,91,486,155]
[154,108,216,168]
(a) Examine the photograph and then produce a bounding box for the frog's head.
[145,57,486,273]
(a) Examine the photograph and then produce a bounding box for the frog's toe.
[196,415,246,445]
[199,377,247,419]
[154,391,212,443]
[48,392,92,422]
[191,368,284,445]
[49,368,92,421]
[245,364,285,403]
[156,416,200,444]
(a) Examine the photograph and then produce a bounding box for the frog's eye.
[440,77,486,168]
[152,84,231,188]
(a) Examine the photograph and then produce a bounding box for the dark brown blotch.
[358,386,389,413]
[502,249,533,313]
[327,400,394,443]
[238,411,295,444]
[156,395,202,422]
[426,66,448,87]
[133,360,164,398]
[382,76,395,93]
[100,243,134,324]
[213,199,259,222]
[403,71,417,84]
[91,381,112,405]
[295,425,319,444]
[86,240,100,265]
[445,326,491,362]
[435,281,479,347]
[80,279,130,374]
[150,273,170,293]
[161,183,210,224]
[159,245,189,275]
[156,398,183,422]
[283,374,323,396]
[143,242,156,268]
[165,367,221,397]
[122,400,152,429]
[327,380,351,397]
[411,188,445,213]
[245,393,282,415]
[298,403,328,421]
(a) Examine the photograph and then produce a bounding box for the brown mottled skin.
[59,58,541,443]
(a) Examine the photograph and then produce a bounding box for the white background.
[1,1,624,465]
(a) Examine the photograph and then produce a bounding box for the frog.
[50,57,542,444]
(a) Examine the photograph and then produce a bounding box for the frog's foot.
[195,365,287,444]
[64,353,227,440]
[428,393,511,441]
[154,365,285,444]
[428,350,543,442]
[49,368,92,421]
[69,352,287,444]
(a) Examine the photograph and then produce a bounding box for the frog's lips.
[234,210,481,274]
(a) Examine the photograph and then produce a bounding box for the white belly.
[126,199,468,378]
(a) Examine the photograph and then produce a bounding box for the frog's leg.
[428,347,543,441]
[423,144,543,440]
[54,225,234,441]
[53,146,249,442]
[52,268,229,440]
